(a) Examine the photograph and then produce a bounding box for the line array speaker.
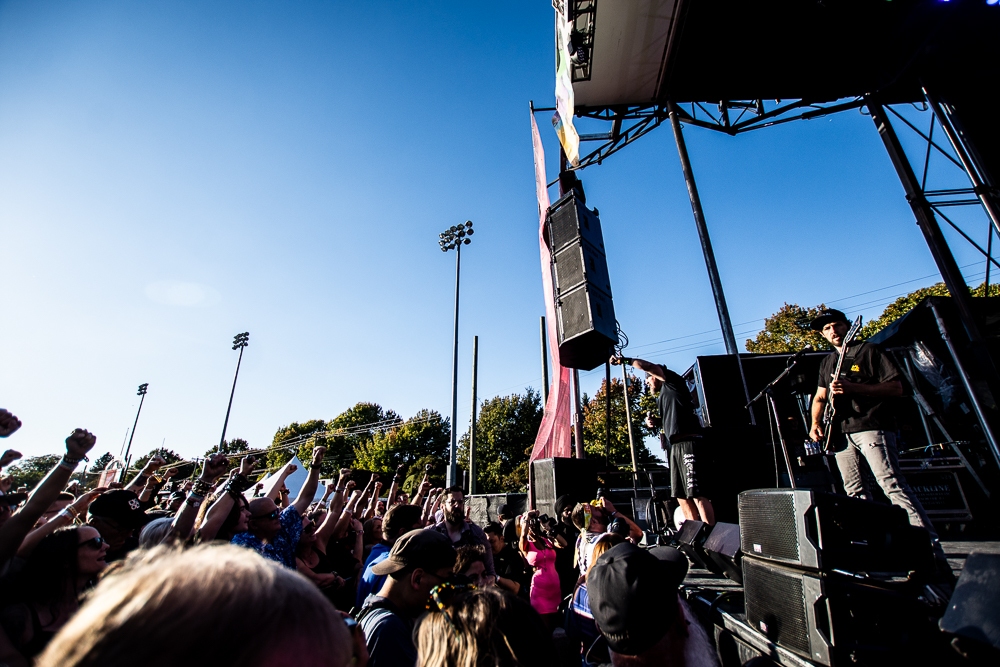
[546,191,616,371]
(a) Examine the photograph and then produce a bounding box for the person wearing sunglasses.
[0,526,108,664]
[231,445,327,568]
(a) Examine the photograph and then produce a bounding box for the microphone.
[789,345,813,363]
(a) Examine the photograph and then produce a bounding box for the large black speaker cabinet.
[738,489,935,575]
[531,457,599,518]
[703,521,743,584]
[546,191,616,370]
[742,556,936,666]
[939,553,1000,653]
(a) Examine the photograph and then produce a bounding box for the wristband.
[58,457,81,471]
[310,463,323,470]
[185,496,203,507]
[191,479,212,497]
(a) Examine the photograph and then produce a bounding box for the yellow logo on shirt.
[850,364,860,372]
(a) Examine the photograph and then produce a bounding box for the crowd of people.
[0,407,719,667]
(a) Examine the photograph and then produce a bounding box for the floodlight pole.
[668,102,755,426]
[439,222,474,488]
[220,332,250,451]
[122,383,149,478]
[469,335,479,495]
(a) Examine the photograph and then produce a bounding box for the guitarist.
[808,309,937,538]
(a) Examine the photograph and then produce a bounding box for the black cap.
[588,543,680,655]
[649,545,689,589]
[88,490,153,529]
[811,308,849,332]
[371,528,456,576]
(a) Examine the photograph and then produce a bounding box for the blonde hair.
[36,543,352,667]
[586,532,624,579]
[416,587,553,667]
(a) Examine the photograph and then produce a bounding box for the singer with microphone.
[610,355,715,525]
[807,309,939,541]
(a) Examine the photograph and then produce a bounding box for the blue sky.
[1,1,991,463]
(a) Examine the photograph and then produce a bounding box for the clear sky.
[1,1,991,463]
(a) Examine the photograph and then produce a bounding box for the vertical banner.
[553,0,580,166]
[530,111,573,461]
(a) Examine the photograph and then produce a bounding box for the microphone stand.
[746,351,807,489]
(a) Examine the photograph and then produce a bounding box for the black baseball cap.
[588,543,681,655]
[88,490,153,529]
[811,308,849,331]
[371,528,456,576]
[0,493,28,507]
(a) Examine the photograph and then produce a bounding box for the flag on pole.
[553,0,580,166]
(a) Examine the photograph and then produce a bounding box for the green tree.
[204,437,251,459]
[267,420,327,473]
[456,389,543,494]
[582,375,658,469]
[354,409,450,476]
[4,455,60,492]
[89,452,115,474]
[745,303,832,354]
[133,448,194,478]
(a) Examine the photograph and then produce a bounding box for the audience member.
[356,503,423,609]
[0,526,108,663]
[483,521,529,600]
[427,486,495,576]
[519,509,563,629]
[570,498,641,577]
[34,544,361,667]
[553,494,579,596]
[587,543,717,667]
[415,585,555,667]
[231,445,326,568]
[567,533,624,657]
[358,529,456,667]
[452,544,491,587]
[87,490,152,562]
[296,509,347,603]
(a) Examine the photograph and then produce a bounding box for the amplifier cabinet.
[743,556,936,666]
[738,489,932,574]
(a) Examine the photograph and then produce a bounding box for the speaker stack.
[738,489,940,666]
[546,191,617,371]
[531,457,600,519]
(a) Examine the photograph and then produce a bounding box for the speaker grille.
[743,558,811,656]
[739,491,799,562]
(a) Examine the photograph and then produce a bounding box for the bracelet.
[191,479,211,497]
[58,456,81,470]
[56,508,79,522]
[310,463,322,470]
[185,496,202,507]
[224,473,252,497]
[334,486,345,493]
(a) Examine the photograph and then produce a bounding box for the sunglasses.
[253,509,280,521]
[78,535,106,550]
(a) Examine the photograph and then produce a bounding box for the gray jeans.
[833,430,938,539]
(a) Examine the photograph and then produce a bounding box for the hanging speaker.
[546,190,617,370]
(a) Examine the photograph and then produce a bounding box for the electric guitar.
[821,315,863,452]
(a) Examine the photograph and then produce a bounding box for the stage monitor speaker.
[702,521,743,584]
[467,493,527,528]
[738,489,935,574]
[674,519,714,572]
[531,457,599,519]
[546,191,616,370]
[743,556,937,666]
[939,552,1000,653]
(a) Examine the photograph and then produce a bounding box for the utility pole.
[540,316,550,404]
[469,336,479,495]
[573,369,585,458]
[220,332,250,450]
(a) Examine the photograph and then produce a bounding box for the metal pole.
[620,364,640,493]
[469,335,479,495]
[573,369,585,458]
[604,360,611,466]
[219,345,245,450]
[122,392,146,477]
[448,243,462,488]
[924,90,1000,238]
[668,102,755,425]
[540,316,550,405]
[868,100,986,346]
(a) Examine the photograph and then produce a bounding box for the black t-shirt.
[657,368,703,444]
[493,543,531,601]
[817,341,900,433]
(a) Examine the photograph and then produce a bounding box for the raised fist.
[311,446,327,467]
[201,453,229,480]
[0,449,22,468]
[0,410,22,438]
[65,429,97,460]
[143,455,166,472]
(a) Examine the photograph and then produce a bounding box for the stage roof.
[568,0,998,110]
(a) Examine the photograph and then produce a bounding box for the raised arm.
[166,454,229,543]
[17,487,105,558]
[198,455,255,542]
[292,446,327,515]
[266,463,297,501]
[411,472,431,507]
[387,463,405,505]
[611,355,667,382]
[0,429,96,564]
[124,455,166,494]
